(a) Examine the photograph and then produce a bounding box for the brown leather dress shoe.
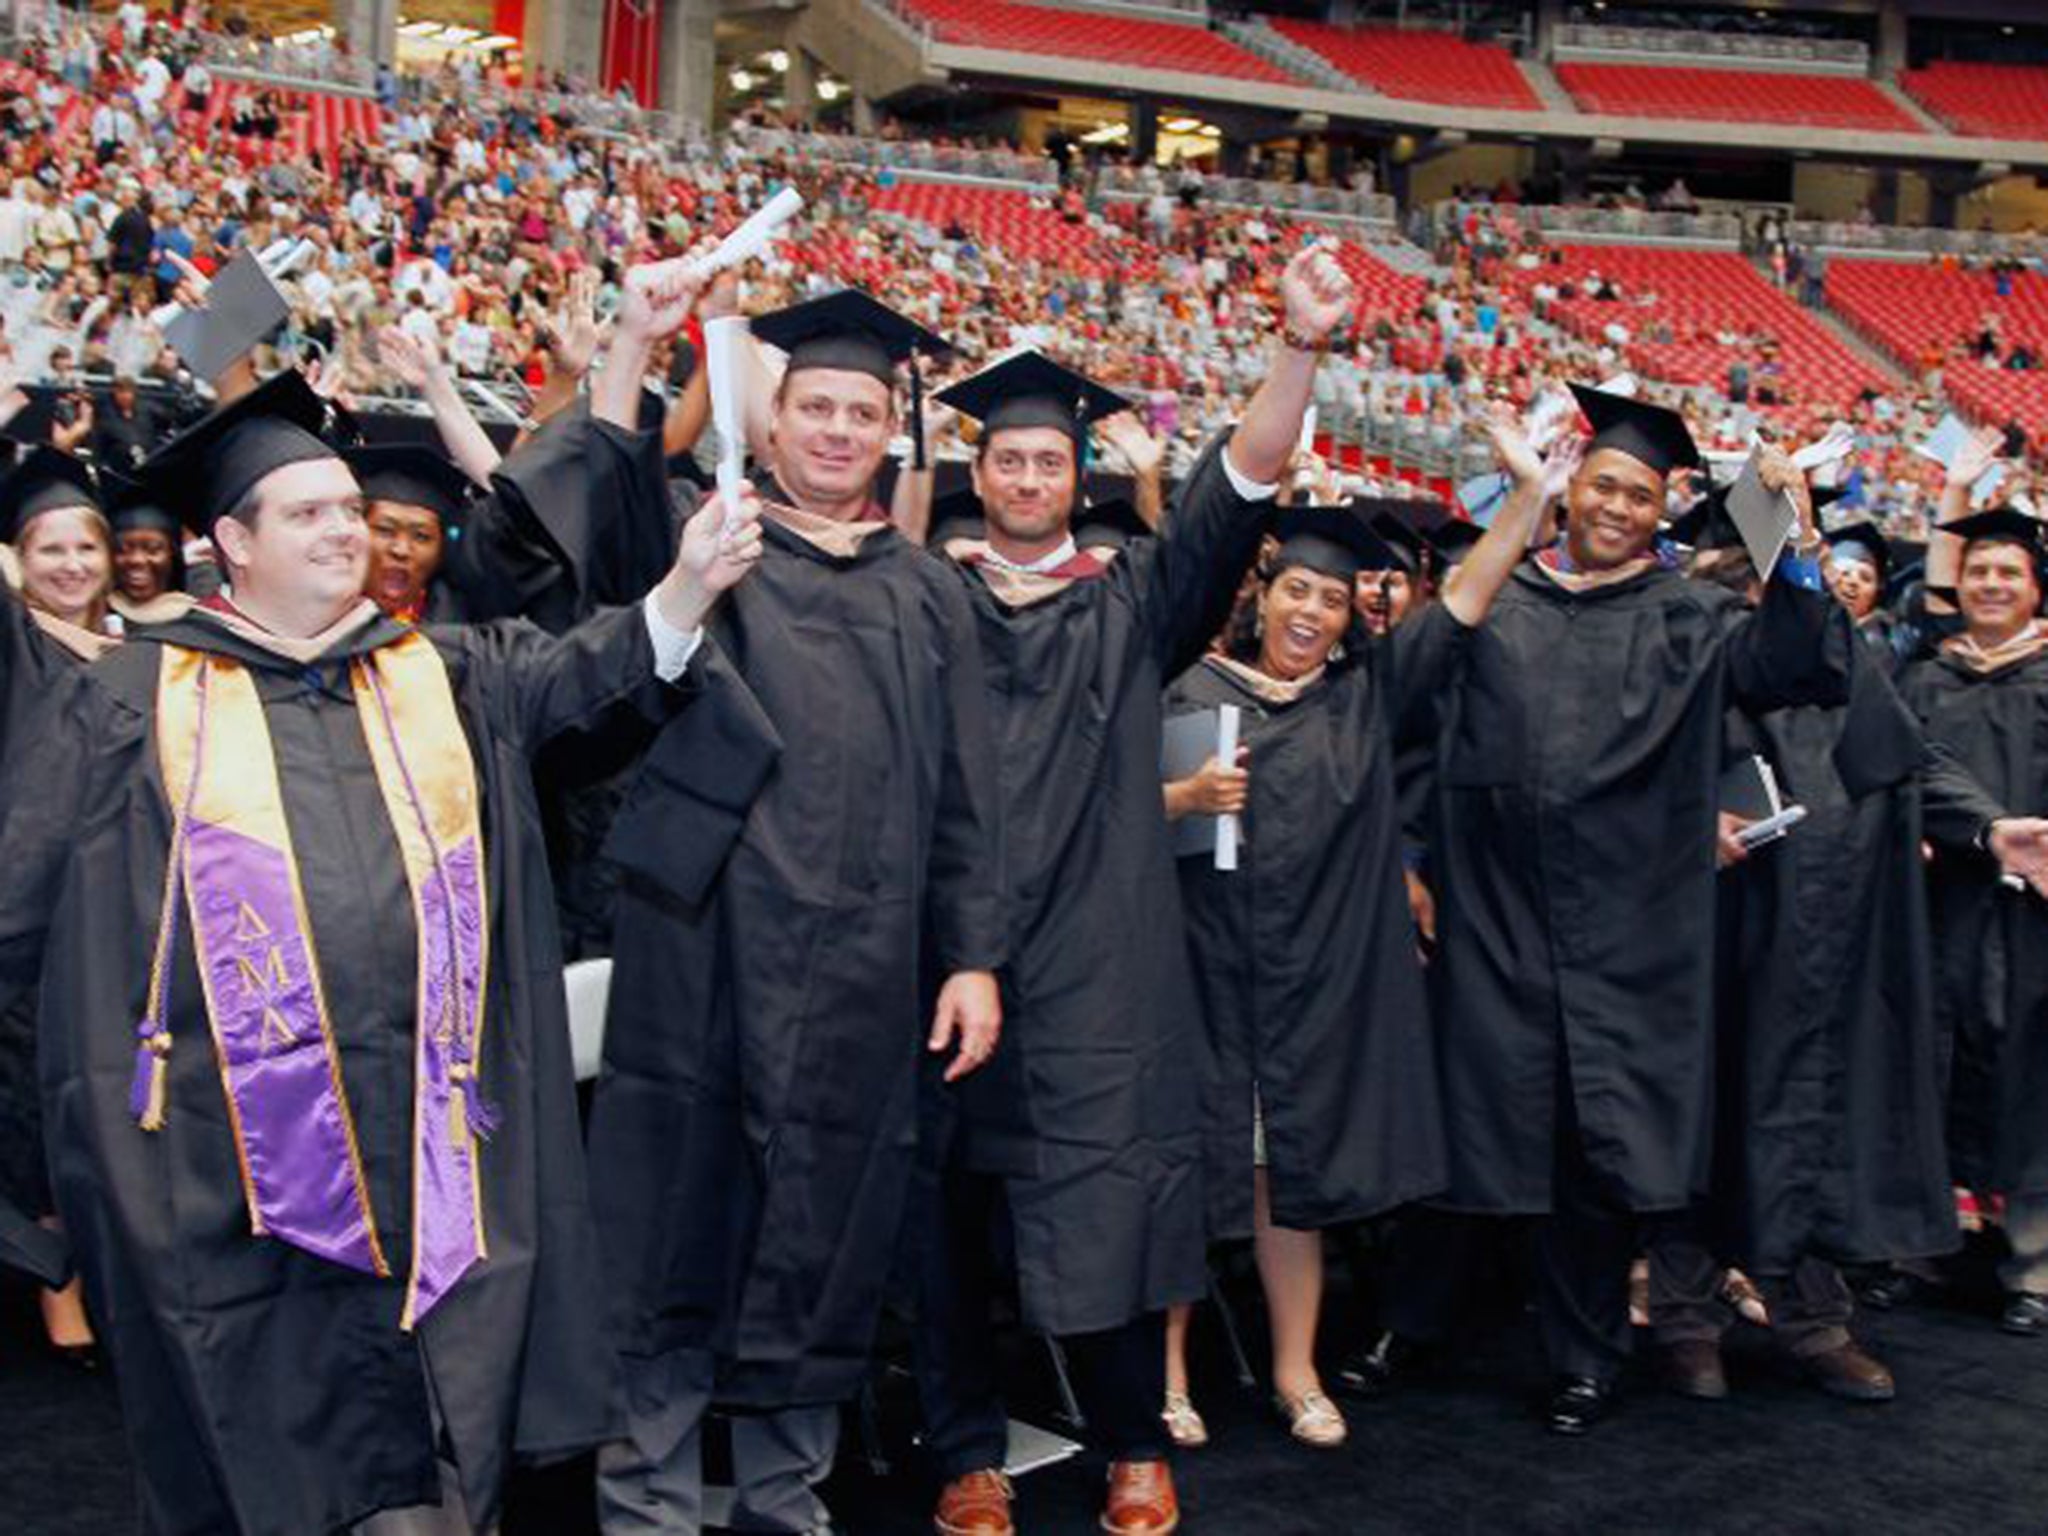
[1102,1459,1179,1535]
[1662,1338,1730,1401]
[935,1469,1015,1536]
[1798,1342,1896,1402]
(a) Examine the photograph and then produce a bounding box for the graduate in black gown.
[1372,387,1853,1435]
[0,448,123,1327]
[1904,434,2048,1339]
[1159,405,1556,1454]
[904,241,1349,1536]
[587,289,1007,1536]
[1641,474,2048,1404]
[0,360,771,1536]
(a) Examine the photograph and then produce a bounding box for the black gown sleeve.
[0,669,123,1024]
[1724,572,1852,715]
[451,404,681,632]
[436,604,712,752]
[1132,430,1270,680]
[926,570,1008,976]
[1920,735,2009,852]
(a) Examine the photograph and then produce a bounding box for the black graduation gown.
[1428,561,1849,1214]
[1712,631,1983,1272]
[0,599,87,1230]
[589,514,1006,1408]
[932,436,1259,1336]
[0,604,765,1536]
[1167,605,1459,1243]
[1903,642,2048,1197]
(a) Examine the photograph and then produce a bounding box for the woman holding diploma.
[1158,407,1560,1449]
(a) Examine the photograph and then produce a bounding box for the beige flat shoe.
[1275,1387,1348,1448]
[1161,1389,1208,1448]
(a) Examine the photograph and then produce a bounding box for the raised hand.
[376,324,440,389]
[1097,409,1164,478]
[1280,239,1355,348]
[1538,432,1586,505]
[1949,426,2007,494]
[544,267,601,377]
[1484,399,1544,488]
[618,240,718,344]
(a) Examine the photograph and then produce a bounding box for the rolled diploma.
[687,187,804,282]
[704,315,750,524]
[1215,704,1242,873]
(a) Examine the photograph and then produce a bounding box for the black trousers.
[1646,1211,1854,1358]
[1385,1070,1669,1387]
[913,1163,1170,1480]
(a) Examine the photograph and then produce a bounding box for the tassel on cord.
[449,1062,471,1151]
[130,1027,173,1132]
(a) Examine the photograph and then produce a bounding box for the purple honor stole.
[142,634,491,1329]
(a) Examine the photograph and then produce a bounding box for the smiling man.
[1368,385,1853,1435]
[910,242,1352,1536]
[588,290,1007,1536]
[0,360,768,1536]
[1906,480,2048,1342]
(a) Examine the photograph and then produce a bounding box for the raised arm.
[378,324,502,485]
[1225,242,1353,489]
[1440,403,1579,628]
[1924,426,2006,613]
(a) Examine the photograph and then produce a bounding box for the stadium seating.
[1498,246,1890,407]
[895,0,1296,84]
[1825,259,2048,442]
[1269,21,1542,110]
[1898,62,2048,140]
[864,182,1125,274]
[1555,63,1925,132]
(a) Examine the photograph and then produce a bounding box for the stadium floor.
[4,1264,2047,1535]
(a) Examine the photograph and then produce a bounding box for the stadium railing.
[1552,23,1868,73]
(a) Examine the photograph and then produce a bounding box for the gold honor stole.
[138,632,492,1329]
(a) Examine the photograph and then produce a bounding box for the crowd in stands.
[1,7,2046,543]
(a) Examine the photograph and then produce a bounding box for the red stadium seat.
[1270,21,1542,111]
[1498,246,1889,410]
[1826,260,2048,445]
[897,0,1295,84]
[1899,62,2048,140]
[1555,63,1924,132]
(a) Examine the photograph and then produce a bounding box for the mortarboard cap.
[1427,518,1483,568]
[1823,518,1889,583]
[752,290,953,470]
[164,250,292,383]
[344,444,474,533]
[0,446,109,544]
[1946,506,2046,558]
[1570,382,1701,477]
[751,289,951,384]
[1666,486,1745,552]
[1272,504,1393,585]
[1074,498,1152,554]
[139,370,348,536]
[1,388,60,451]
[1352,499,1427,574]
[938,350,1129,446]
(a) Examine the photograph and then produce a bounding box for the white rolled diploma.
[704,315,750,523]
[1215,704,1242,873]
[686,186,804,283]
